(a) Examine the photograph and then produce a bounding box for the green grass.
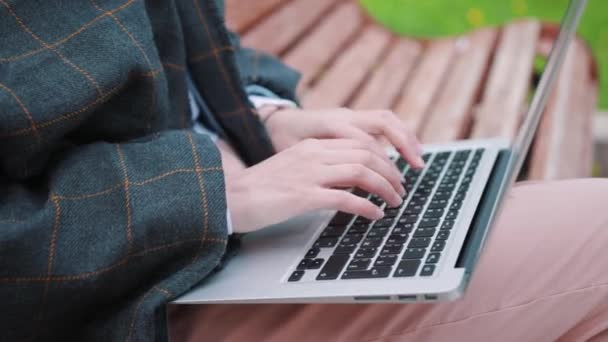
[360,0,608,109]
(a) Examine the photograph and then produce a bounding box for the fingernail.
[398,185,406,197]
[392,194,403,208]
[417,156,426,168]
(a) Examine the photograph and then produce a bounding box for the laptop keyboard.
[288,149,485,283]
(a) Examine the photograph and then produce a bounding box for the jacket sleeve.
[0,127,229,340]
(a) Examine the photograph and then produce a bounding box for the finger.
[317,188,384,220]
[312,138,391,165]
[357,111,425,169]
[321,164,403,208]
[320,149,405,197]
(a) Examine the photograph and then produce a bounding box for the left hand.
[261,107,426,169]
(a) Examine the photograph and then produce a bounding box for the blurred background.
[360,0,607,109]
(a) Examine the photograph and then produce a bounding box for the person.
[0,0,606,341]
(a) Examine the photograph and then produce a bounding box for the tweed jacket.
[0,0,299,340]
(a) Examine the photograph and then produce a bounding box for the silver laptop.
[175,0,586,304]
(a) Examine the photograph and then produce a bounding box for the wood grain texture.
[421,29,498,143]
[225,0,287,33]
[241,0,339,56]
[301,26,392,109]
[283,2,363,91]
[351,38,422,110]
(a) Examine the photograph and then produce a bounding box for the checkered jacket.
[0,0,299,340]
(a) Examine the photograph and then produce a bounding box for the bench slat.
[284,3,363,90]
[394,39,456,133]
[302,26,392,109]
[225,0,287,33]
[351,38,422,110]
[421,29,498,143]
[241,0,339,56]
[529,39,596,179]
[471,21,541,140]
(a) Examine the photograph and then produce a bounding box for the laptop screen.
[508,0,587,184]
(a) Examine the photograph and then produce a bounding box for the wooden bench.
[226,0,598,180]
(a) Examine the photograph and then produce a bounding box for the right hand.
[225,138,409,233]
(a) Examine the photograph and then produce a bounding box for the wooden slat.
[529,39,596,179]
[283,2,363,90]
[241,0,339,56]
[350,38,422,110]
[394,39,456,133]
[302,26,392,109]
[225,0,287,34]
[471,21,541,140]
[421,29,498,143]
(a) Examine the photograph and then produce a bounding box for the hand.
[261,107,426,169]
[225,138,406,233]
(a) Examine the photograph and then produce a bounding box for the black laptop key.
[387,233,408,244]
[426,252,441,264]
[450,202,462,211]
[367,227,390,238]
[408,237,431,248]
[413,228,436,238]
[347,258,371,271]
[354,217,373,225]
[446,210,458,220]
[440,220,455,231]
[394,260,421,277]
[381,244,403,255]
[429,199,449,209]
[404,204,424,215]
[355,247,378,259]
[341,234,363,245]
[288,270,305,282]
[306,248,320,258]
[436,231,450,240]
[342,266,392,279]
[361,237,383,248]
[316,255,350,280]
[347,225,368,235]
[392,225,413,235]
[330,212,354,226]
[385,208,402,218]
[419,218,440,228]
[402,248,426,259]
[400,215,419,224]
[314,237,339,248]
[297,259,310,270]
[431,240,446,252]
[374,217,395,228]
[396,157,408,171]
[309,258,325,269]
[375,254,398,267]
[423,208,444,219]
[420,264,436,276]
[334,243,357,255]
[422,153,432,162]
[433,191,451,200]
[454,150,471,160]
[321,226,346,238]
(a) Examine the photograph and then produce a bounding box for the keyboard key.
[374,217,395,228]
[355,248,378,259]
[375,254,398,267]
[353,217,372,225]
[429,199,449,209]
[310,258,325,269]
[408,237,431,248]
[314,237,339,248]
[347,225,368,235]
[361,237,383,248]
[419,218,440,228]
[288,270,305,282]
[431,240,446,252]
[423,208,444,218]
[413,228,436,238]
[367,228,390,238]
[341,234,363,245]
[426,252,441,264]
[446,210,458,220]
[403,204,424,215]
[334,243,357,255]
[420,264,436,276]
[381,244,403,255]
[394,260,421,277]
[402,248,426,259]
[436,231,450,240]
[454,150,471,160]
[306,248,320,258]
[387,234,408,244]
[316,255,350,280]
[393,225,414,235]
[329,212,354,226]
[347,259,371,271]
[440,220,455,231]
[385,208,401,218]
[433,192,451,200]
[342,266,392,279]
[321,226,346,238]
[297,259,310,270]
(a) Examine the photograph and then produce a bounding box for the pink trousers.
[169,179,608,341]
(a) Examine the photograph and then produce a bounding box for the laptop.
[175,0,587,304]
